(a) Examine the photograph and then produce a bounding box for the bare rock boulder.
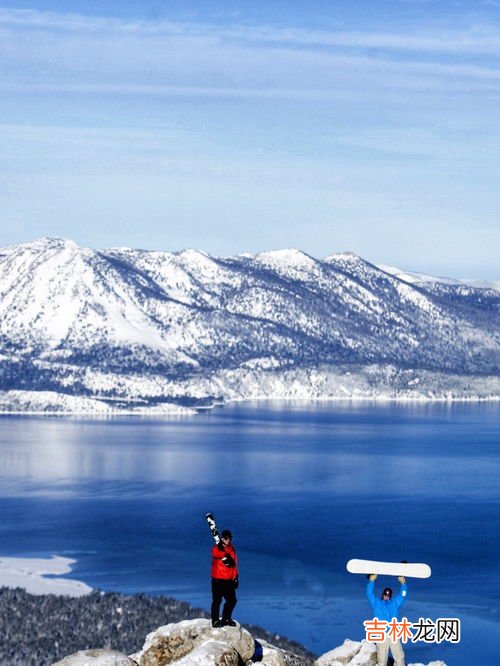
[348,641,376,666]
[314,641,375,666]
[314,640,362,665]
[52,648,138,665]
[315,639,447,666]
[136,618,255,665]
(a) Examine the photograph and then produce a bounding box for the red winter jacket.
[211,543,238,580]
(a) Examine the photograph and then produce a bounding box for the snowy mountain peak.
[324,251,362,262]
[22,236,79,252]
[0,237,75,259]
[255,248,317,266]
[0,238,498,411]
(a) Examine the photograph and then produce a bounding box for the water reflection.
[0,402,499,662]
[0,403,499,499]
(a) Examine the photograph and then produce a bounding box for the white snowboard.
[347,558,431,579]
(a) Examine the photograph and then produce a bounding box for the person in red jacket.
[211,529,239,627]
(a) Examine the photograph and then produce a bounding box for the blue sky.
[1,1,500,278]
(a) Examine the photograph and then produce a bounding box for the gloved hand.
[217,542,226,551]
[234,576,239,589]
[398,576,406,584]
[222,553,236,568]
[369,574,378,582]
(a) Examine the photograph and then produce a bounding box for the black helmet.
[221,529,233,539]
[382,587,393,599]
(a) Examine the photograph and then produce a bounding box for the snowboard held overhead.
[347,558,432,579]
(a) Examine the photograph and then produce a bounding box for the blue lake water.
[0,401,499,664]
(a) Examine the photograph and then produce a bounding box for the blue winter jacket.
[366,581,408,621]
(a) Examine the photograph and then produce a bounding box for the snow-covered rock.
[52,617,447,666]
[314,639,444,666]
[52,649,138,665]
[249,638,286,665]
[343,640,375,666]
[136,619,254,665]
[314,639,363,665]
[1,237,498,412]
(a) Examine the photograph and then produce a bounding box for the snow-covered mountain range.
[0,237,498,412]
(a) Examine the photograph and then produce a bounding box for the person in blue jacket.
[366,574,407,666]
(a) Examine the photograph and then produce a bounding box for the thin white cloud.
[2,6,500,56]
[1,78,499,101]
[220,24,500,56]
[0,4,499,277]
[1,6,500,103]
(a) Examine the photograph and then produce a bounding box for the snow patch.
[0,555,92,597]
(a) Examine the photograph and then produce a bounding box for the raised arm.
[394,576,408,608]
[366,574,378,606]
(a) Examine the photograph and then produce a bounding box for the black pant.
[211,578,237,622]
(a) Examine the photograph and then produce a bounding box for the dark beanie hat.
[221,529,233,539]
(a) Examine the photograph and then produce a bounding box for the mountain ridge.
[0,237,498,412]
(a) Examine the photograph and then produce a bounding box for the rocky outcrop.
[314,640,376,666]
[134,619,254,665]
[131,619,310,666]
[313,639,446,666]
[314,640,367,665]
[52,619,447,666]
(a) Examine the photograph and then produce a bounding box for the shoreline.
[0,392,499,417]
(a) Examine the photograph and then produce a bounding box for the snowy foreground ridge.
[53,617,446,666]
[0,237,499,412]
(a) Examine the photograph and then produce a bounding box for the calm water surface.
[0,401,499,664]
